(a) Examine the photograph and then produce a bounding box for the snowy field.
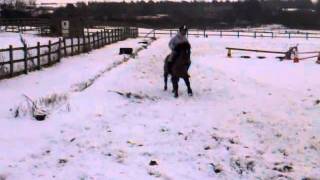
[0,34,320,180]
[0,32,59,49]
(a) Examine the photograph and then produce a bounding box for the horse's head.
[174,42,191,60]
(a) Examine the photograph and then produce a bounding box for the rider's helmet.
[179,25,188,36]
[179,25,188,32]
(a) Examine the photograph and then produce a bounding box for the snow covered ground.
[0,32,59,49]
[0,34,320,180]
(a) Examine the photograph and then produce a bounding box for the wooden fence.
[0,27,138,80]
[139,29,320,39]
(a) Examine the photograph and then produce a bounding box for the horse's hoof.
[174,93,179,98]
[164,87,167,91]
[188,93,193,96]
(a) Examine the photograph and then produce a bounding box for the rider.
[168,25,189,63]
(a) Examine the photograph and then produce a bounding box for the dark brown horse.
[164,42,193,98]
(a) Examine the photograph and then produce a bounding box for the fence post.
[88,33,91,50]
[48,40,52,65]
[170,30,172,37]
[82,35,86,52]
[97,32,100,47]
[271,32,274,38]
[101,31,104,46]
[93,33,96,49]
[71,38,74,56]
[63,38,67,56]
[203,28,206,38]
[306,33,308,40]
[237,31,239,38]
[9,45,13,77]
[106,30,110,44]
[121,29,124,40]
[117,29,119,41]
[23,44,28,74]
[58,38,61,62]
[254,31,256,38]
[103,29,107,45]
[111,29,114,43]
[289,33,291,39]
[97,32,100,48]
[118,29,120,41]
[37,42,41,70]
[77,36,80,54]
[220,30,222,38]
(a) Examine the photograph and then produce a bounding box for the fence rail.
[139,29,320,39]
[0,27,138,80]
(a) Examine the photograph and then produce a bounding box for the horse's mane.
[174,42,191,53]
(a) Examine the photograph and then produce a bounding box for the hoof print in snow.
[110,90,158,102]
[270,174,293,180]
[302,177,318,180]
[241,55,251,59]
[58,159,68,164]
[148,171,161,177]
[314,99,320,105]
[160,127,169,132]
[204,146,211,150]
[149,160,158,166]
[273,162,293,173]
[278,149,289,157]
[70,138,76,142]
[210,163,223,174]
[273,165,293,173]
[178,132,184,136]
[229,138,238,144]
[127,140,144,147]
[230,158,255,175]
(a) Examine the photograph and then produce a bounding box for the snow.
[0,32,59,49]
[0,34,320,179]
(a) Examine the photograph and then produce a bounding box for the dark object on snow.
[58,159,68,164]
[257,56,266,59]
[119,48,133,55]
[276,56,285,61]
[164,42,193,98]
[209,163,222,174]
[34,114,46,121]
[315,99,320,105]
[23,94,48,121]
[149,160,158,166]
[139,41,148,44]
[240,55,251,59]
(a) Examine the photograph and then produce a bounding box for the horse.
[164,42,193,98]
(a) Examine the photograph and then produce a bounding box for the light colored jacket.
[169,32,189,52]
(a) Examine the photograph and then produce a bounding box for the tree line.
[1,0,320,29]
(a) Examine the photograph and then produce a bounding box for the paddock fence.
[139,29,320,39]
[0,27,138,80]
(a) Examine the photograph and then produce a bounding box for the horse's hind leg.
[183,77,193,96]
[164,72,168,91]
[172,76,179,98]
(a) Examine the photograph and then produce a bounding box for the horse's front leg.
[172,76,179,98]
[183,77,193,96]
